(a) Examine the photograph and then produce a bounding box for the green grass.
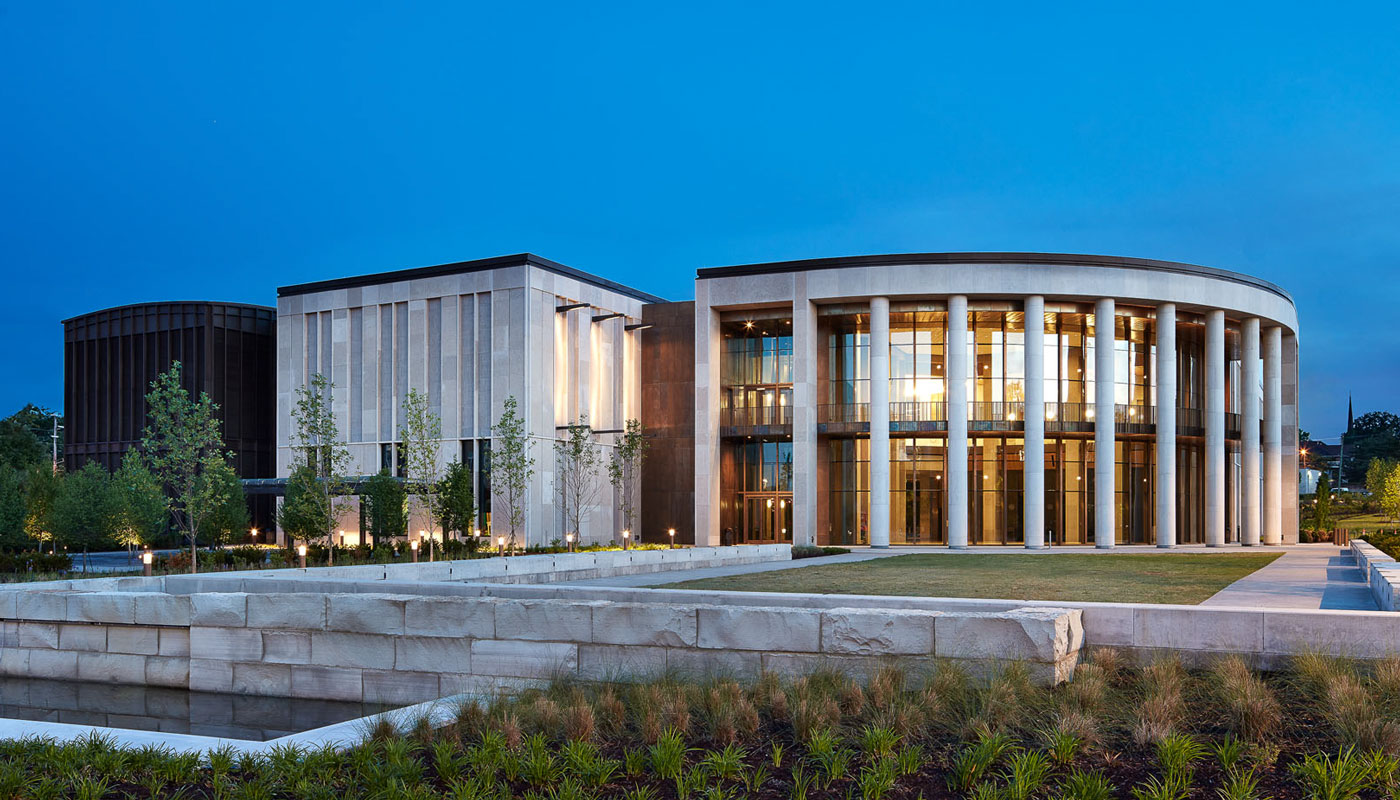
[658,552,1284,604]
[1335,512,1399,531]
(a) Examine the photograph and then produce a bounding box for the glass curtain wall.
[890,437,945,544]
[969,311,1025,421]
[827,316,869,412]
[733,440,793,542]
[890,311,946,420]
[721,318,793,426]
[827,438,869,545]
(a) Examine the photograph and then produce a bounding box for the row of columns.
[855,296,1287,548]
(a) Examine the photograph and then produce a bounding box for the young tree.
[198,460,249,548]
[555,416,602,545]
[1312,471,1334,535]
[0,467,25,550]
[436,460,476,544]
[607,418,649,540]
[278,465,327,551]
[1382,463,1400,523]
[142,362,236,572]
[361,470,407,548]
[1367,458,1397,502]
[111,449,167,559]
[287,373,352,564]
[400,388,443,551]
[22,463,60,552]
[50,462,116,571]
[490,396,534,550]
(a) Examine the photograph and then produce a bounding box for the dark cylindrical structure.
[62,301,277,529]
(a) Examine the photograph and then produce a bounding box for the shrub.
[791,545,850,559]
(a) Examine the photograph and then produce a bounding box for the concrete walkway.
[1201,545,1378,610]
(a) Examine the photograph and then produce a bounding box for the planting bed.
[2,651,1398,799]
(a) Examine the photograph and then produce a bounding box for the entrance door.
[743,495,793,542]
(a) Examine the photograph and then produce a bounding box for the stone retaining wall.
[443,583,1400,667]
[0,587,1083,702]
[1351,540,1399,611]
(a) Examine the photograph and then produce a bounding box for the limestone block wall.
[0,588,1083,703]
[470,583,1400,668]
[1351,540,1398,611]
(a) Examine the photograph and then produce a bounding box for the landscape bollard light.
[411,540,419,563]
[297,544,307,569]
[668,528,676,548]
[250,527,258,542]
[496,535,505,557]
[622,529,631,551]
[142,550,153,577]
[566,532,574,553]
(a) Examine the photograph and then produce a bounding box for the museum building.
[65,251,1299,550]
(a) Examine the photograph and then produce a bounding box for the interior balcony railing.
[818,402,870,435]
[1045,402,1095,432]
[1225,412,1242,438]
[1176,407,1205,436]
[720,404,792,436]
[1115,403,1154,434]
[969,401,1025,432]
[889,400,947,433]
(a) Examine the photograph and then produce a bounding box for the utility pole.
[50,413,62,474]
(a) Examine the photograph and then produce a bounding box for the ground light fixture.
[297,543,307,569]
[496,535,506,557]
[622,529,631,550]
[668,528,676,548]
[565,532,575,552]
[141,550,153,577]
[250,527,258,541]
[410,540,419,563]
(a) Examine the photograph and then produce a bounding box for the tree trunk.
[191,536,198,574]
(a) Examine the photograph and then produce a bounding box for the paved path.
[1201,545,1378,610]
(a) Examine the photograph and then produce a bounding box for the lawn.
[659,552,1284,604]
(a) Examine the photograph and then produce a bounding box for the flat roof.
[697,252,1293,305]
[278,253,667,304]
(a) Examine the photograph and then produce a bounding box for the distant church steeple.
[1347,394,1354,434]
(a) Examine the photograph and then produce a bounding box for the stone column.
[1024,296,1046,549]
[1205,310,1226,547]
[947,295,970,549]
[1094,298,1116,548]
[1263,325,1283,545]
[869,297,891,548]
[1242,317,1261,547]
[792,296,819,547]
[694,287,722,546]
[1155,303,1177,548]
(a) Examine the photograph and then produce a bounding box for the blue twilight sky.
[2,2,1397,439]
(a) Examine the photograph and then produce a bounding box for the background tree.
[490,396,534,549]
[287,373,352,564]
[279,465,328,549]
[111,449,166,558]
[23,463,61,553]
[198,460,248,548]
[141,362,234,573]
[399,388,443,550]
[0,467,29,550]
[361,470,407,548]
[50,461,116,571]
[0,404,59,472]
[1344,411,1400,485]
[555,416,601,545]
[1311,472,1334,534]
[607,418,648,540]
[436,460,475,545]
